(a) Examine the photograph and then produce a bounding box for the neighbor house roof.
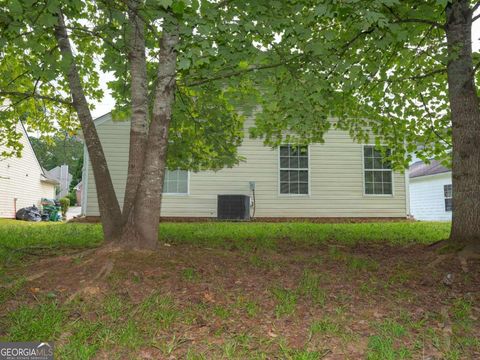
[409,160,450,179]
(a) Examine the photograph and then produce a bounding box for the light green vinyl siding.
[84,114,407,218]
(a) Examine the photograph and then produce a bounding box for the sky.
[89,18,480,119]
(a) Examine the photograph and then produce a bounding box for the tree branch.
[384,4,445,30]
[186,61,292,87]
[407,68,447,80]
[0,91,72,105]
[393,18,445,29]
[472,13,480,22]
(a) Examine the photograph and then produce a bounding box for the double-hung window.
[444,184,452,212]
[363,145,393,195]
[279,145,309,195]
[163,169,188,194]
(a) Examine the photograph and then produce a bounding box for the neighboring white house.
[44,164,72,198]
[81,113,409,219]
[409,160,452,221]
[0,122,58,218]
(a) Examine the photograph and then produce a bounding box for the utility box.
[217,195,250,220]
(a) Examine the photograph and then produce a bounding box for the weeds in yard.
[103,295,128,321]
[213,305,232,320]
[181,267,199,281]
[271,287,298,318]
[366,335,411,360]
[346,256,379,272]
[234,296,258,317]
[140,293,179,330]
[280,343,329,360]
[297,269,326,306]
[6,301,64,341]
[310,318,341,336]
[57,321,102,360]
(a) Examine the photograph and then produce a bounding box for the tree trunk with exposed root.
[445,0,480,255]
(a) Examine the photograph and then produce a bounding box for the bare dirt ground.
[2,242,479,359]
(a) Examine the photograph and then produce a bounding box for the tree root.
[427,240,480,273]
[67,257,115,302]
[1,271,48,289]
[457,243,480,273]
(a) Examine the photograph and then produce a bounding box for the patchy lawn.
[1,221,479,359]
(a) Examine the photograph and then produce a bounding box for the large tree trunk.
[54,11,123,240]
[122,0,148,222]
[118,27,179,249]
[445,0,480,249]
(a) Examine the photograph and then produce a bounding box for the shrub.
[59,197,70,218]
[67,190,77,206]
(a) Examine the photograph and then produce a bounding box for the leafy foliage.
[241,0,456,169]
[0,0,470,172]
[0,0,264,171]
[30,134,83,185]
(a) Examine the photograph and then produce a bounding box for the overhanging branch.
[0,91,72,105]
[185,61,295,87]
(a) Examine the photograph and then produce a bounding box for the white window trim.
[162,170,190,196]
[277,144,311,197]
[362,144,394,197]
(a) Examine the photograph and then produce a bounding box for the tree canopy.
[30,134,83,185]
[1,0,466,169]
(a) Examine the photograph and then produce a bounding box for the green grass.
[297,269,326,306]
[0,220,102,264]
[6,301,65,341]
[271,287,298,318]
[1,220,477,359]
[0,220,450,266]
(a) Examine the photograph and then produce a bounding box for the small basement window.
[279,145,309,195]
[163,169,188,194]
[444,184,452,212]
[363,145,393,195]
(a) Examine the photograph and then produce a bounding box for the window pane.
[178,181,188,194]
[373,171,382,183]
[365,171,374,183]
[373,148,383,158]
[299,183,308,194]
[373,157,383,169]
[163,180,172,193]
[365,183,374,194]
[444,184,452,198]
[299,157,308,168]
[383,182,392,195]
[290,146,299,156]
[280,170,289,182]
[299,146,308,156]
[299,170,308,182]
[382,171,392,184]
[290,182,299,194]
[280,146,289,156]
[364,146,373,157]
[445,198,453,212]
[373,182,382,195]
[280,182,289,194]
[364,158,373,169]
[289,157,299,168]
[290,170,299,182]
[280,157,289,168]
